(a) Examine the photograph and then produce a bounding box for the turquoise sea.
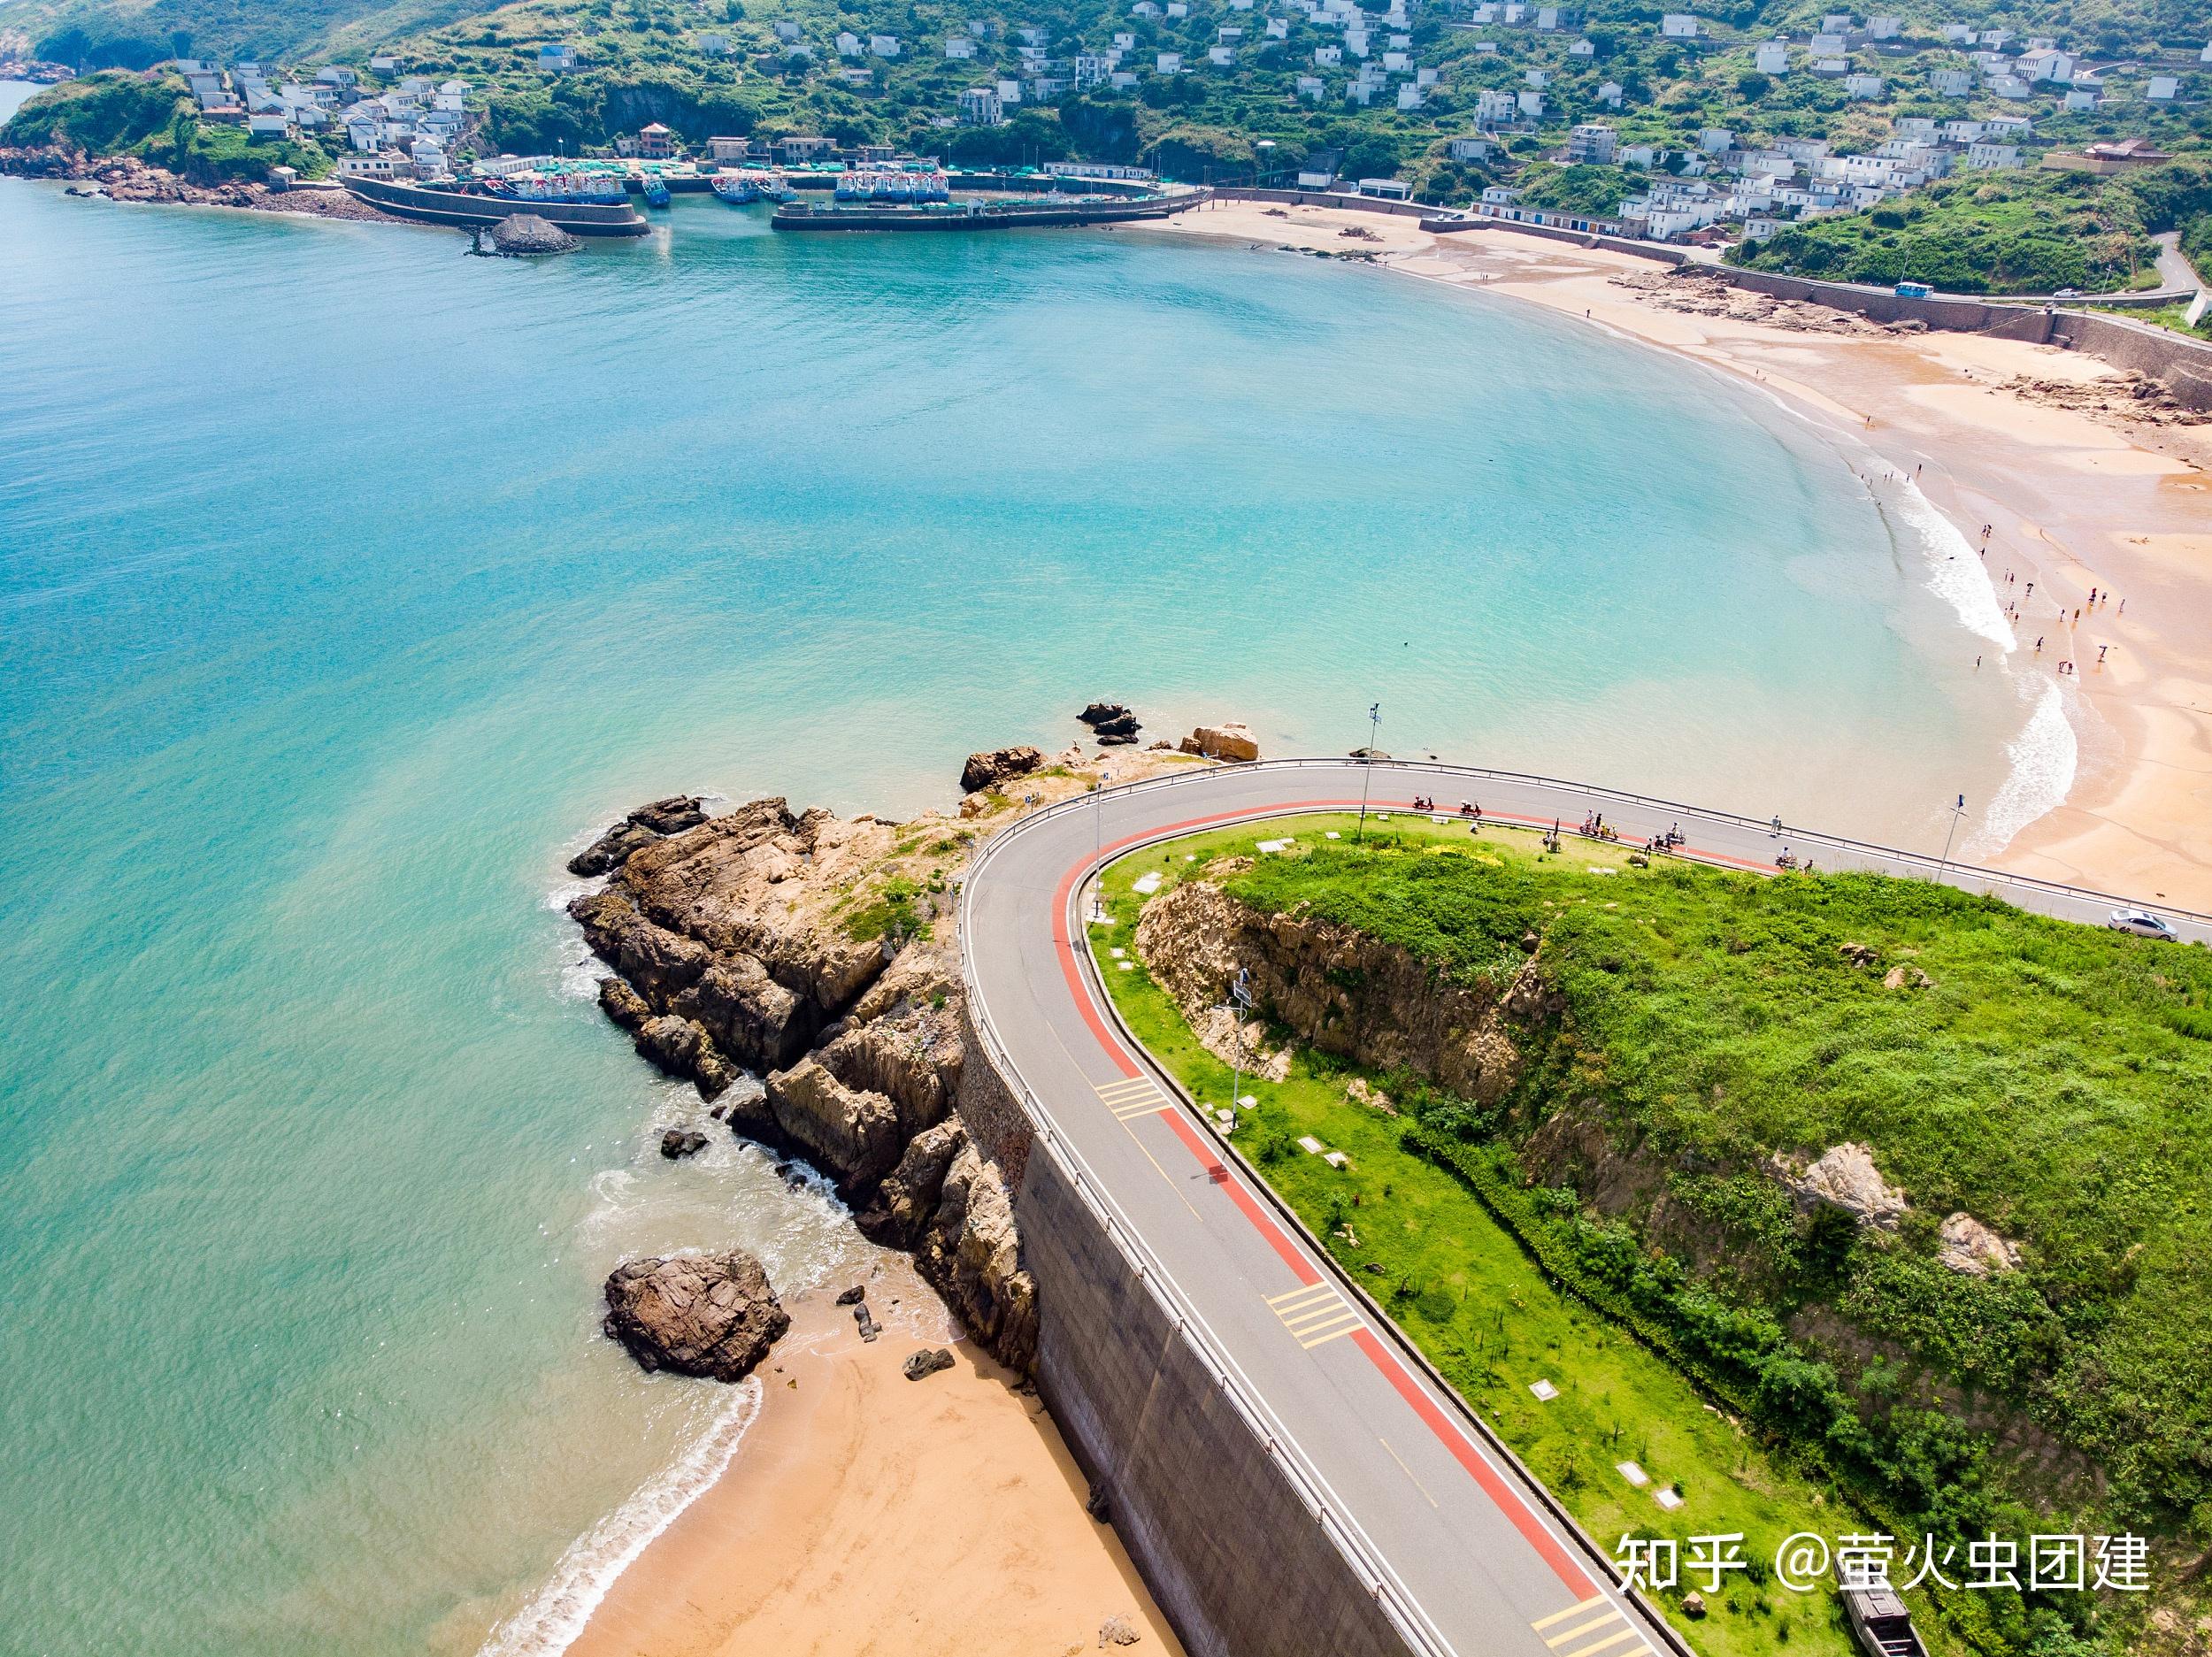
[0,84,2058,1656]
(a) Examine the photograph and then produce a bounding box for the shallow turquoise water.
[0,112,2039,1657]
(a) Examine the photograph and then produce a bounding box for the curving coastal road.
[959,757,2208,1657]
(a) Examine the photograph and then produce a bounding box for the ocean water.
[0,96,2056,1657]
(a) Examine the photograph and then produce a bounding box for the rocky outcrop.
[569,794,709,876]
[602,1250,790,1381]
[489,213,580,256]
[1771,1142,1909,1230]
[859,1118,969,1247]
[1939,1212,2023,1276]
[915,1144,1038,1371]
[903,1346,956,1380]
[1179,723,1260,762]
[1079,702,1142,744]
[960,746,1046,795]
[571,790,1038,1369]
[1136,878,1533,1102]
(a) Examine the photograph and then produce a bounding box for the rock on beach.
[602,1250,790,1382]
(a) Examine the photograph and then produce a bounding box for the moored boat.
[711,173,761,204]
[641,177,672,209]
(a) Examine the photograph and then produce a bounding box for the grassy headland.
[1094,813,2212,1657]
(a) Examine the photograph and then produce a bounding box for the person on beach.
[2099,645,2108,664]
[2035,636,2044,652]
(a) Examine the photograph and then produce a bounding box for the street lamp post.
[1355,702,1380,843]
[1088,768,1113,924]
[1221,968,1253,1129]
[1936,793,1967,884]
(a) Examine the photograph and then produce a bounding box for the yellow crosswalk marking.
[1094,1075,1171,1121]
[1547,1611,1624,1647]
[1531,1597,1609,1633]
[1558,1627,1643,1657]
[1268,1282,1363,1348]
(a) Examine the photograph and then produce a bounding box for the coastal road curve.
[958,756,2209,1657]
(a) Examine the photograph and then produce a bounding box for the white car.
[2108,909,2177,940]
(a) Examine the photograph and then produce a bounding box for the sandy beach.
[1147,199,2212,912]
[564,1254,1181,1657]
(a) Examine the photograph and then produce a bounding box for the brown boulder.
[763,1057,904,1193]
[960,746,1046,795]
[1182,723,1260,762]
[602,1251,790,1381]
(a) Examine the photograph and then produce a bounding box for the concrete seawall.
[953,997,1412,1656]
[1017,1140,1415,1657]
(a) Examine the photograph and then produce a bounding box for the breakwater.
[340,174,650,236]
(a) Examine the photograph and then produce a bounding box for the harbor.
[340,151,1202,237]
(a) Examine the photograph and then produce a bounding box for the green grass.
[1093,813,2207,1657]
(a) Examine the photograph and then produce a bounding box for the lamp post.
[1221,967,1253,1129]
[1088,768,1113,924]
[1936,793,1967,884]
[1355,702,1380,843]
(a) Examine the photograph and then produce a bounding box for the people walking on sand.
[2035,636,2044,652]
[2099,644,2108,664]
[1975,655,1982,669]
[2119,597,2126,614]
[2089,587,2098,605]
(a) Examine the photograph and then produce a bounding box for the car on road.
[2108,908,2178,940]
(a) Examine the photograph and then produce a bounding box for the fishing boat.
[641,176,672,209]
[711,173,761,204]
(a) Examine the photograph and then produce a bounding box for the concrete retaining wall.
[2050,309,2212,409]
[1016,1143,1412,1657]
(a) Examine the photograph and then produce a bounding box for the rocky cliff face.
[1135,877,1549,1105]
[569,794,1039,1370]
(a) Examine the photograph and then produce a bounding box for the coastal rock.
[902,1346,955,1381]
[818,1013,958,1139]
[1938,1212,2023,1276]
[1770,1142,1908,1229]
[1180,723,1260,762]
[598,976,653,1033]
[859,1117,970,1247]
[569,795,710,876]
[960,745,1046,795]
[489,213,580,256]
[1079,702,1132,727]
[1100,1615,1142,1647]
[635,1014,737,1100]
[835,1284,867,1306]
[660,1128,710,1160]
[602,1250,790,1382]
[764,1057,904,1193]
[1091,710,1141,740]
[916,1145,1038,1370]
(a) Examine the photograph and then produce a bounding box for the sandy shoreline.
[1142,200,2212,912]
[559,1256,1181,1657]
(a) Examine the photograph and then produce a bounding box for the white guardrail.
[956,754,2202,1657]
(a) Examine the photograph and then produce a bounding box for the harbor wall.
[1013,1139,1415,1657]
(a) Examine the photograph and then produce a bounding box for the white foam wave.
[1888,477,2014,649]
[474,1380,763,1657]
[1971,677,2078,856]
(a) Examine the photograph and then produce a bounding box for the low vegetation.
[1097,813,2211,1657]
[1734,161,2212,295]
[1,68,332,177]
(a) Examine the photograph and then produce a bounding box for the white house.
[1569,38,1594,56]
[1809,32,1845,55]
[1930,67,1970,96]
[1314,44,1342,64]
[2201,38,2212,62]
[1524,66,1547,86]
[2064,88,2100,111]
[836,32,862,55]
[1517,87,1546,116]
[1448,135,1494,159]
[1567,121,1617,163]
[1166,1,1189,14]
[1966,142,2022,167]
[537,42,575,72]
[996,77,1022,103]
[957,85,1002,123]
[1156,50,1183,71]
[775,20,802,39]
[1267,17,1289,37]
[1596,80,1622,106]
[869,34,900,57]
[2017,47,2072,81]
[1845,73,1883,97]
[2147,75,2179,99]
[1986,74,2032,98]
[1417,65,1438,84]
[247,111,291,136]
[1296,74,1325,97]
[1537,4,1558,26]
[1660,13,1698,37]
[1868,16,1900,39]
[1754,41,1788,73]
[1210,45,1234,64]
[1396,81,1424,106]
[1115,31,1137,48]
[945,35,975,57]
[696,32,732,55]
